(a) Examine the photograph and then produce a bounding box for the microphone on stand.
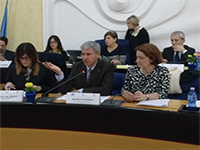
[34,70,86,103]
[101,93,124,106]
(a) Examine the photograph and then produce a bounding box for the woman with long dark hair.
[4,42,57,92]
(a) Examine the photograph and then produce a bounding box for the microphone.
[34,70,86,103]
[101,93,124,106]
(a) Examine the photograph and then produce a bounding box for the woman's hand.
[122,91,135,102]
[4,82,16,90]
[33,85,42,92]
[42,62,62,75]
[111,59,120,65]
[134,91,147,101]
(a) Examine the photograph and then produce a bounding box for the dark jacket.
[59,59,115,96]
[6,63,57,93]
[162,45,195,64]
[4,49,15,61]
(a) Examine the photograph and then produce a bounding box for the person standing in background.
[162,31,195,65]
[0,36,15,61]
[125,15,149,65]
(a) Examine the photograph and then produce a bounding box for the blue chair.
[38,52,69,78]
[167,77,200,100]
[112,72,126,95]
[95,39,131,65]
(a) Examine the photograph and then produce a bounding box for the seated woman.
[101,30,126,65]
[4,42,57,93]
[44,35,69,61]
[44,35,69,81]
[122,43,170,102]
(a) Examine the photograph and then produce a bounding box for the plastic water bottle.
[187,87,197,111]
[196,55,200,71]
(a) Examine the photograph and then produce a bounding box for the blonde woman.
[125,15,150,65]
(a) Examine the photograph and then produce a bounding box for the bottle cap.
[190,87,195,90]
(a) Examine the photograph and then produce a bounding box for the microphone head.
[82,70,86,74]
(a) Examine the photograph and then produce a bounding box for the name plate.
[0,61,12,68]
[0,90,24,102]
[66,92,100,105]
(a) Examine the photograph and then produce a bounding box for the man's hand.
[163,59,168,63]
[172,44,185,53]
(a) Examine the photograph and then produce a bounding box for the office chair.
[112,72,126,95]
[38,52,69,78]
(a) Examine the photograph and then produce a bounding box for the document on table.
[137,99,170,107]
[197,100,200,107]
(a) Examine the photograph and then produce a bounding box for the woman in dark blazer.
[4,42,57,93]
[125,15,150,65]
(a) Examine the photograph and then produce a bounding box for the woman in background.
[44,35,69,81]
[101,30,126,65]
[125,15,149,65]
[122,43,170,102]
[4,42,57,92]
[45,35,69,61]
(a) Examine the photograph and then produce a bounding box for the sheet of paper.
[196,100,200,107]
[116,65,131,69]
[56,94,68,100]
[0,61,12,68]
[137,99,170,107]
[101,96,110,103]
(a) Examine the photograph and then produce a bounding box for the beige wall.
[0,0,43,52]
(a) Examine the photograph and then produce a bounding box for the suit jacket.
[4,49,15,61]
[162,45,195,64]
[59,59,115,96]
[6,63,57,93]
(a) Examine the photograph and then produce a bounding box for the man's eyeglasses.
[18,57,30,61]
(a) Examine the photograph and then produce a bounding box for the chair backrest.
[95,39,131,65]
[38,52,68,78]
[112,72,126,95]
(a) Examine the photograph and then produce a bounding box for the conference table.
[0,93,199,149]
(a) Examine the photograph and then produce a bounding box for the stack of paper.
[137,99,170,107]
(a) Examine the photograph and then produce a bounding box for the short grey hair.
[171,31,185,40]
[80,41,100,53]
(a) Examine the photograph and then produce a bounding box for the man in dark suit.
[59,41,115,96]
[162,31,195,64]
[0,36,15,61]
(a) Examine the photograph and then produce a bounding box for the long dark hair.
[45,35,64,52]
[15,42,39,75]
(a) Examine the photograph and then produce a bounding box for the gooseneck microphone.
[34,70,85,103]
[101,93,124,106]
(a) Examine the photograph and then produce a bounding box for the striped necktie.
[87,68,92,84]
